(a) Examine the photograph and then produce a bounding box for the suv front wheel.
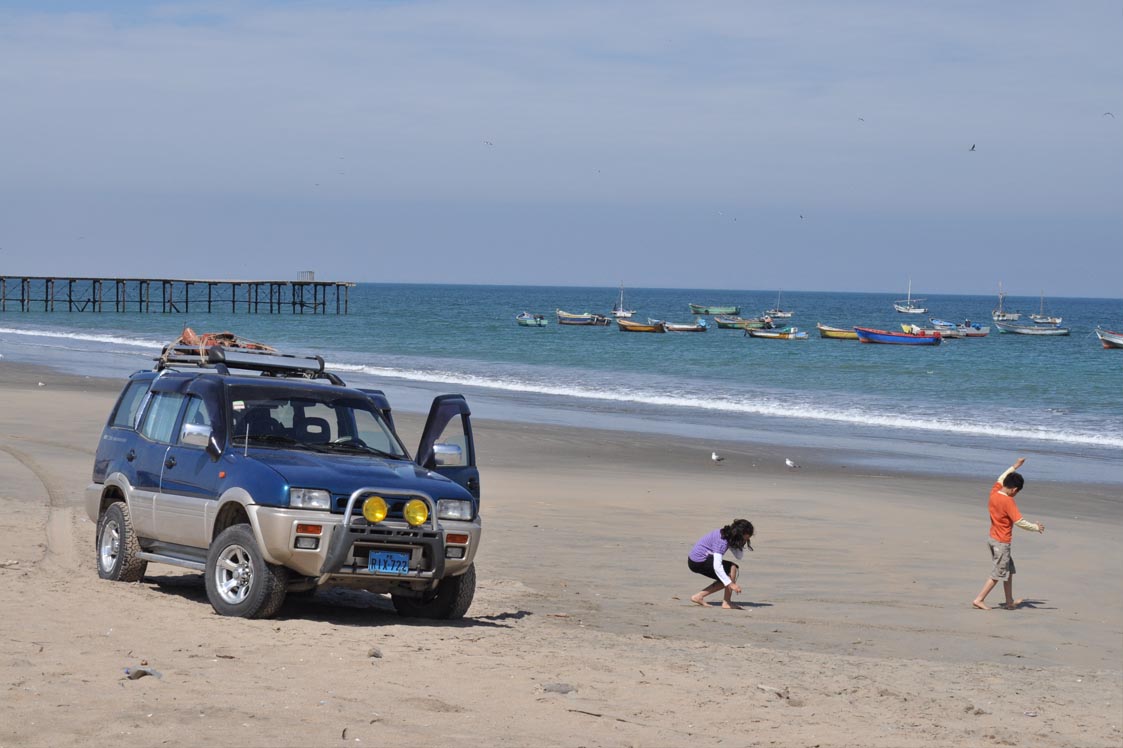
[204,524,288,618]
[391,563,475,620]
[96,501,148,582]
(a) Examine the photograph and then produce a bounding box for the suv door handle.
[126,450,136,462]
[165,456,177,469]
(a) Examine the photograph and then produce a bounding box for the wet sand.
[1,362,1120,747]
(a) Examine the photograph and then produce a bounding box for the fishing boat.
[893,279,928,314]
[515,312,548,327]
[610,282,635,318]
[902,323,963,338]
[556,309,611,326]
[854,326,942,345]
[689,303,740,315]
[995,321,1069,336]
[713,314,767,330]
[816,323,859,340]
[616,318,666,333]
[762,290,794,318]
[661,318,708,332]
[958,321,990,337]
[991,283,1021,321]
[1095,327,1123,349]
[747,327,808,340]
[1028,291,1062,325]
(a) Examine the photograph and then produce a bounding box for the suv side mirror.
[432,442,464,467]
[182,424,222,459]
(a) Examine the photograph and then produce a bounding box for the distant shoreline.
[6,355,1120,496]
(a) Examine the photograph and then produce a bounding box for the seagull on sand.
[785,458,801,469]
[712,451,725,464]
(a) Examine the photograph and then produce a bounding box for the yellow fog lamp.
[403,499,429,527]
[362,496,388,523]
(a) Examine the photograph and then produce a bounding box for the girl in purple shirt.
[688,519,754,609]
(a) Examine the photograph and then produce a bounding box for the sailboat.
[991,283,1021,321]
[893,279,928,314]
[763,290,793,318]
[1028,291,1062,325]
[610,282,635,318]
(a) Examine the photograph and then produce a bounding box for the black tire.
[391,564,475,620]
[96,501,148,582]
[204,524,288,618]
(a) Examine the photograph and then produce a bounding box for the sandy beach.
[1,362,1120,747]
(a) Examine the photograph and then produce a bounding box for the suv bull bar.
[319,488,445,580]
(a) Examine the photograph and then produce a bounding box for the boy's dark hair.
[721,519,755,551]
[1003,472,1025,491]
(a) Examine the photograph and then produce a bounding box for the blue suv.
[86,341,481,620]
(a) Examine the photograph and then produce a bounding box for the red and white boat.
[1095,327,1123,349]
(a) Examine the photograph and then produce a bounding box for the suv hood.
[249,449,467,498]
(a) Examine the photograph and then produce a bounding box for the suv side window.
[181,395,212,429]
[139,392,186,444]
[110,380,152,429]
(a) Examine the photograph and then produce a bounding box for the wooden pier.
[0,277,355,315]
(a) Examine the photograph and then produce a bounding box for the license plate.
[368,550,410,575]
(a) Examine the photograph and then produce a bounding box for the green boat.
[689,303,740,315]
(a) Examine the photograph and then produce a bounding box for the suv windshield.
[228,385,408,459]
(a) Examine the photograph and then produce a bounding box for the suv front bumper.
[250,488,480,588]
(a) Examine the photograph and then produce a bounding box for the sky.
[0,1,1120,297]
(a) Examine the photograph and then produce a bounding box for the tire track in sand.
[0,444,82,573]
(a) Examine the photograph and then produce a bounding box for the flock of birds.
[711,450,800,469]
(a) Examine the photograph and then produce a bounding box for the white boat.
[893,279,927,314]
[1095,327,1123,349]
[1028,291,1062,325]
[611,282,635,318]
[992,283,1021,321]
[995,321,1069,336]
[763,290,794,318]
[930,318,990,337]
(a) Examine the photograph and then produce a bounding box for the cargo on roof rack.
[155,328,341,383]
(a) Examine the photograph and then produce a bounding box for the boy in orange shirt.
[973,457,1045,610]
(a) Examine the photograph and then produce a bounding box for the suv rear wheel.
[96,501,148,582]
[391,563,475,620]
[204,524,288,618]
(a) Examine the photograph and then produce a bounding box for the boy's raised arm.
[998,457,1026,484]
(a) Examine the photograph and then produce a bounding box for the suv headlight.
[290,488,331,510]
[437,499,473,521]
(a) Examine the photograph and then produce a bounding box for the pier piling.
[0,276,354,314]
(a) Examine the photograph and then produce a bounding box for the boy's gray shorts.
[987,539,1016,581]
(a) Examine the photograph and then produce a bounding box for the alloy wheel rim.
[214,544,254,605]
[99,519,120,571]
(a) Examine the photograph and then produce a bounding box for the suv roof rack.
[156,343,345,385]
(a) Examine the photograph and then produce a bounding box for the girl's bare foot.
[721,601,741,610]
[1001,599,1025,610]
[972,600,989,610]
[690,594,706,606]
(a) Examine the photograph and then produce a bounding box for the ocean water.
[2,283,1121,484]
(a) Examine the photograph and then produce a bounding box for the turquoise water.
[2,283,1121,482]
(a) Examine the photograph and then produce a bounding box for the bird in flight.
[857,116,865,122]
[1105,112,1116,118]
[784,458,801,469]
[711,451,725,464]
[484,140,494,146]
[969,144,976,151]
